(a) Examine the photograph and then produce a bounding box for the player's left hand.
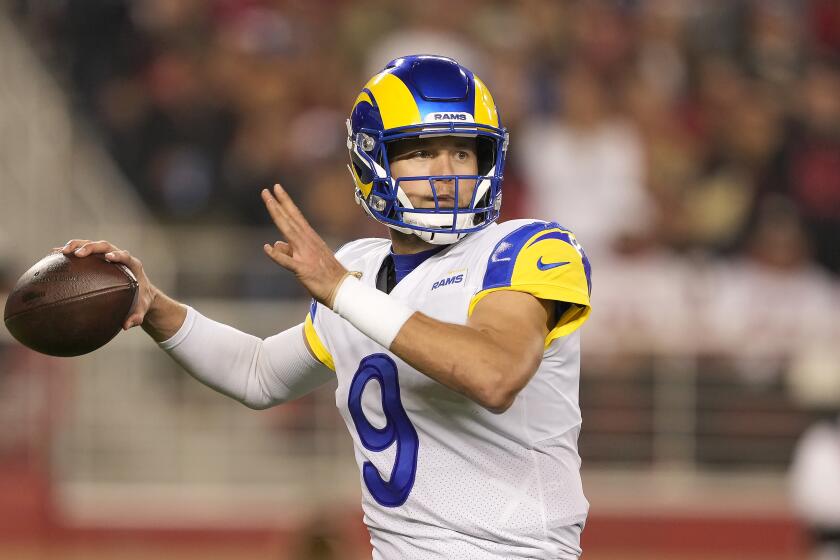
[261,183,349,307]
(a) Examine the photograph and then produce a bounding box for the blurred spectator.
[675,76,784,254]
[791,414,840,560]
[11,0,840,297]
[519,64,653,264]
[808,0,840,58]
[760,61,840,274]
[361,0,486,78]
[302,165,382,241]
[635,0,689,105]
[705,196,839,383]
[221,105,300,224]
[746,1,803,90]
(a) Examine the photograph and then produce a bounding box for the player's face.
[388,136,478,209]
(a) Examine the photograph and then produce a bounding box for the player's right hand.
[57,239,157,330]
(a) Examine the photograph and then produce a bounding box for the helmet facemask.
[350,122,507,245]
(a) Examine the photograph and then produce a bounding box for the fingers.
[262,187,299,238]
[62,239,119,257]
[103,249,142,274]
[123,311,145,331]
[266,240,291,256]
[60,239,91,255]
[272,183,311,231]
[123,304,148,330]
[263,240,297,271]
[109,251,149,330]
[56,241,150,332]
[98,249,147,330]
[262,184,316,239]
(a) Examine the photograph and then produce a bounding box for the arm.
[260,185,578,414]
[159,306,332,409]
[391,290,553,413]
[140,286,188,342]
[60,238,333,408]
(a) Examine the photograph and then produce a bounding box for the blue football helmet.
[347,55,509,244]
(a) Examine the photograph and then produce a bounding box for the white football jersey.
[304,219,592,559]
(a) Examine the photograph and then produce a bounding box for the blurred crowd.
[3,4,840,550]
[13,0,839,276]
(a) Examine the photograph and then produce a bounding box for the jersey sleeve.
[469,221,593,346]
[304,298,335,371]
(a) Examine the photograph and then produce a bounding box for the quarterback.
[62,55,592,559]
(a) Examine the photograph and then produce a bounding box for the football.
[3,251,138,357]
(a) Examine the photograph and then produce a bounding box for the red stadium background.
[2,1,839,558]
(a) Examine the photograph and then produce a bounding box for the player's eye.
[454,150,474,161]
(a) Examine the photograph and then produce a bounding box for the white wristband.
[332,276,414,349]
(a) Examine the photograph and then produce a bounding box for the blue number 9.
[348,353,419,507]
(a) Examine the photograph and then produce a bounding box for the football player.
[63,55,592,559]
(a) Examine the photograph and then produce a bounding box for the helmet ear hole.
[351,152,374,184]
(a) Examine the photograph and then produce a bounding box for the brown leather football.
[3,252,138,357]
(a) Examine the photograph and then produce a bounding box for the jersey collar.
[390,246,445,284]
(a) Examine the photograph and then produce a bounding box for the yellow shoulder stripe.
[469,224,593,347]
[468,284,590,348]
[468,287,591,348]
[304,313,335,371]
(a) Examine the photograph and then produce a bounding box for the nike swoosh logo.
[536,257,570,271]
